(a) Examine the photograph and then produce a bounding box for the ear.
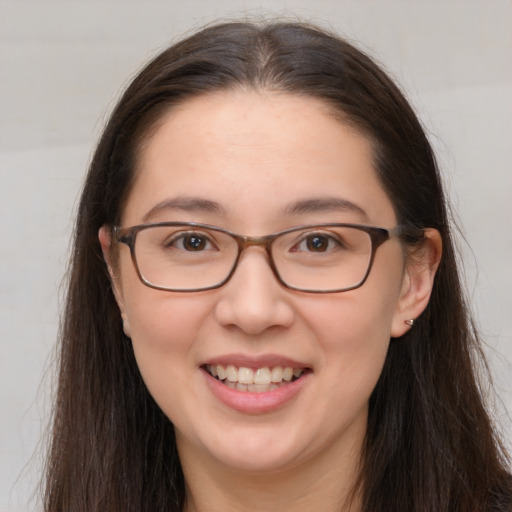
[98,226,132,338]
[391,228,442,337]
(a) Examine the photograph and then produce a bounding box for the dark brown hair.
[44,21,511,511]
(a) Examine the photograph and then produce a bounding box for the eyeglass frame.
[111,222,405,294]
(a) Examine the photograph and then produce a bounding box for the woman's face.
[107,91,414,475]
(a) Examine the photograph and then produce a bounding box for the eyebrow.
[142,196,225,222]
[141,195,368,223]
[284,197,368,220]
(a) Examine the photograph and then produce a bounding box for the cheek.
[303,300,392,444]
[313,303,391,387]
[305,283,398,352]
[302,279,401,392]
[118,248,213,355]
[123,290,213,402]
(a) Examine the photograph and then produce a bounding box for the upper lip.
[200,353,310,369]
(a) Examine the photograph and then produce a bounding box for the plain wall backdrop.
[1,1,511,510]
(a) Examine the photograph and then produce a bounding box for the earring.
[404,319,414,327]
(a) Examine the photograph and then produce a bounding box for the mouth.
[203,364,309,393]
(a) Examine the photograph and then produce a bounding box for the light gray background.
[1,1,511,510]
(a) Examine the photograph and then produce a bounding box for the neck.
[178,430,364,512]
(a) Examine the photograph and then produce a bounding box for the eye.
[167,231,216,251]
[291,233,344,253]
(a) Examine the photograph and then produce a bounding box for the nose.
[214,248,295,335]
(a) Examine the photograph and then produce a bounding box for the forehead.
[124,90,396,230]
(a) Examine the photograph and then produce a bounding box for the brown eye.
[183,234,207,251]
[306,235,330,252]
[290,233,343,253]
[166,232,215,251]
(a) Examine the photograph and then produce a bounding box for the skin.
[100,90,441,512]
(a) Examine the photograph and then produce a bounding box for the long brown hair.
[44,21,511,511]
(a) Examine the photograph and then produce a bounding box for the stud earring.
[404,319,414,327]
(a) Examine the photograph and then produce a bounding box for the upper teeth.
[206,364,304,385]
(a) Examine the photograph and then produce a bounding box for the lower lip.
[202,369,310,414]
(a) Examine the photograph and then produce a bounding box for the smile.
[204,364,306,393]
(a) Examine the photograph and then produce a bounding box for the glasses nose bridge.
[235,233,275,257]
[227,233,280,286]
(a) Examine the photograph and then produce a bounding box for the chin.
[194,422,315,474]
[212,446,301,474]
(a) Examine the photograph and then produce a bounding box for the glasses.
[112,222,404,293]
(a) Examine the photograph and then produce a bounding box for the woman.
[44,21,511,511]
